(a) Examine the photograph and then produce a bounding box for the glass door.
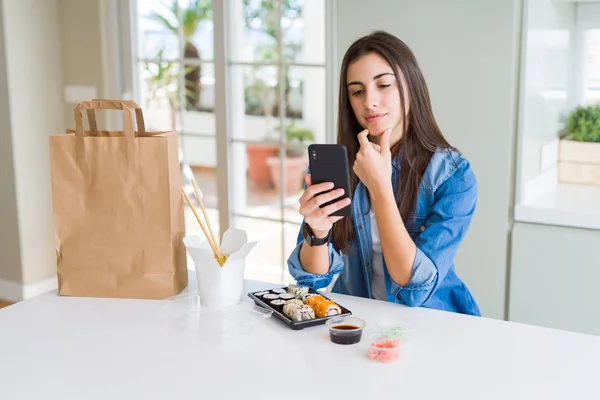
[225,0,327,283]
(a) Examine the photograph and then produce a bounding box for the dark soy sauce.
[329,324,362,344]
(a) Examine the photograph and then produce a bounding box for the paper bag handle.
[89,99,147,137]
[74,100,146,139]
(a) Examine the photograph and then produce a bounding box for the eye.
[351,89,363,97]
[378,84,391,89]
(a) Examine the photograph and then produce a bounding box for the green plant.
[565,104,600,143]
[286,123,314,143]
[144,49,177,99]
[143,48,198,129]
[148,0,211,110]
[279,122,314,157]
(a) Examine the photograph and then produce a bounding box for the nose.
[363,88,378,110]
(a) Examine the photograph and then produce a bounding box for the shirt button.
[359,225,363,230]
[420,225,426,232]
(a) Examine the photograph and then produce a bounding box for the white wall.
[0,0,110,301]
[336,0,523,319]
[0,2,23,285]
[1,0,63,291]
[509,222,600,335]
[58,0,105,129]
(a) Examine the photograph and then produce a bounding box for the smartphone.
[307,144,352,217]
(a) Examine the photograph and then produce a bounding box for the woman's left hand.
[353,128,393,195]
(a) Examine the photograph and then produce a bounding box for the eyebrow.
[347,72,395,87]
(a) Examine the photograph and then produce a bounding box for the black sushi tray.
[247,286,352,330]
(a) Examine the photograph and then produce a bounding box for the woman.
[287,30,481,316]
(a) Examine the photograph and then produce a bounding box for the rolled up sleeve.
[287,225,345,290]
[389,159,477,307]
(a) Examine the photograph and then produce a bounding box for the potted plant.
[558,104,600,186]
[266,122,314,194]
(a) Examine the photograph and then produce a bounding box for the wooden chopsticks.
[181,181,223,262]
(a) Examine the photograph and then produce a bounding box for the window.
[131,0,331,283]
[583,29,600,105]
[225,0,327,284]
[514,0,600,231]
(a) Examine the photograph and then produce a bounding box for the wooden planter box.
[558,138,600,186]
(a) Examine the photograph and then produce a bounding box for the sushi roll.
[282,299,315,321]
[301,293,317,302]
[282,299,304,316]
[289,305,315,322]
[278,293,295,301]
[263,293,279,301]
[312,301,342,318]
[254,291,270,297]
[272,288,286,294]
[270,299,286,312]
[286,284,309,298]
[305,295,328,309]
[305,295,342,318]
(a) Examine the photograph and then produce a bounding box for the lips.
[366,113,385,123]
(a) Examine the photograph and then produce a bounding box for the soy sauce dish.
[325,317,366,345]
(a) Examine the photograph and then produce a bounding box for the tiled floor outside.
[186,168,304,285]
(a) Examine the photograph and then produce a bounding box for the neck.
[390,123,403,147]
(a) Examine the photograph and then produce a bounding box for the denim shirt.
[287,148,481,316]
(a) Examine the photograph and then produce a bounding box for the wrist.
[312,229,330,239]
[371,183,395,203]
[306,223,330,239]
[303,224,331,246]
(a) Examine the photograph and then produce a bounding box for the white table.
[1,273,599,400]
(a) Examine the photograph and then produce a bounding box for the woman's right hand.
[299,174,351,238]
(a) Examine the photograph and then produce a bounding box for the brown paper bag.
[49,99,188,299]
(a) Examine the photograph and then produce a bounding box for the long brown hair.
[333,30,457,253]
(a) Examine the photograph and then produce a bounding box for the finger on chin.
[357,129,370,147]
